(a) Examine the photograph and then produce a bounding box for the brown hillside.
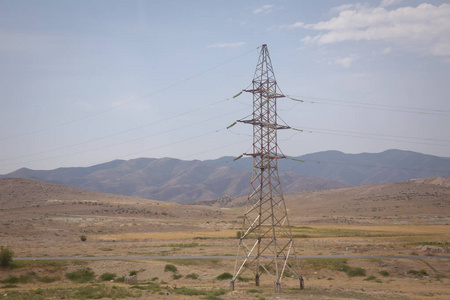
[0,178,154,209]
[285,176,450,225]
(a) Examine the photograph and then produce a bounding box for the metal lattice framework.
[230,44,304,292]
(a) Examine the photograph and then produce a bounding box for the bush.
[164,264,177,273]
[0,246,14,268]
[408,269,428,277]
[100,272,116,281]
[80,235,87,242]
[65,268,96,283]
[379,270,390,277]
[186,273,199,280]
[129,270,138,276]
[347,267,366,277]
[216,272,233,280]
[38,275,60,283]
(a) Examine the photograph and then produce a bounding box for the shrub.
[379,270,390,277]
[129,270,138,276]
[38,275,60,283]
[172,274,183,280]
[100,272,117,281]
[216,272,233,280]
[186,273,199,280]
[0,275,32,284]
[80,235,87,242]
[408,269,428,277]
[0,246,14,268]
[347,267,366,277]
[65,267,96,283]
[164,264,177,273]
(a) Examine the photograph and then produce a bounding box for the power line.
[1,107,247,169]
[0,47,258,142]
[292,126,450,147]
[288,95,450,116]
[0,96,243,163]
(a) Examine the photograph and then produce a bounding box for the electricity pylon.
[230,44,304,292]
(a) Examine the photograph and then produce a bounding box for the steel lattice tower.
[230,44,304,292]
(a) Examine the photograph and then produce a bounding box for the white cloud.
[207,42,246,48]
[333,54,358,68]
[253,4,275,15]
[283,3,450,58]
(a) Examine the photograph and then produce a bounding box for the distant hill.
[194,177,450,225]
[1,149,449,203]
[283,149,450,186]
[0,177,152,210]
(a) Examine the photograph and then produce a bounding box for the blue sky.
[1,0,449,173]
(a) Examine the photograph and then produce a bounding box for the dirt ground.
[1,178,449,299]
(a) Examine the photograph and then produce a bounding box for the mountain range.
[2,149,449,203]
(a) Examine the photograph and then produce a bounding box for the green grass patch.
[38,275,60,283]
[157,258,221,267]
[0,285,142,299]
[65,267,96,283]
[301,258,348,271]
[0,275,33,284]
[407,269,428,277]
[216,272,233,280]
[1,284,19,288]
[237,275,252,282]
[99,272,116,281]
[130,282,162,293]
[164,264,178,273]
[11,260,68,272]
[186,273,199,279]
[364,276,383,283]
[247,289,262,293]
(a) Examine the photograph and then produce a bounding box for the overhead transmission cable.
[0,47,259,142]
[286,95,450,116]
[0,94,244,163]
[1,106,248,169]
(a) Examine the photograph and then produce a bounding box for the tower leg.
[255,274,260,286]
[300,276,305,289]
[276,281,281,292]
[230,280,235,290]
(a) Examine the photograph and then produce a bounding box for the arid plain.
[1,177,449,299]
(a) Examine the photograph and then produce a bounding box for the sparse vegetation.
[0,246,14,268]
[216,272,233,280]
[164,264,178,273]
[167,243,199,248]
[79,235,87,242]
[100,272,117,281]
[186,273,199,279]
[379,270,390,277]
[65,267,96,283]
[407,269,428,277]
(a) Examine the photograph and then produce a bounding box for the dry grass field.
[1,178,449,299]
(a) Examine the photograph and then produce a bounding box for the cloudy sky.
[1,0,449,173]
